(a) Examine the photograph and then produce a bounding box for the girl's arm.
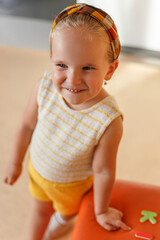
[92,116,131,231]
[4,79,41,185]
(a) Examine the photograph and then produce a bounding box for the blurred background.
[0,1,160,239]
[1,0,160,57]
[0,0,75,49]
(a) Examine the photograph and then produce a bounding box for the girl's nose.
[67,70,82,85]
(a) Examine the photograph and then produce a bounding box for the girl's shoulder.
[93,95,123,127]
[40,71,52,87]
[38,71,57,95]
[37,71,58,105]
[95,95,122,116]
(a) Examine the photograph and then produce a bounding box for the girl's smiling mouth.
[65,88,85,93]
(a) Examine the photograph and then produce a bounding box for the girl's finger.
[115,220,131,231]
[103,223,118,231]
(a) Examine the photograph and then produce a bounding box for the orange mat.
[71,180,160,240]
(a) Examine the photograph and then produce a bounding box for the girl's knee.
[60,212,77,221]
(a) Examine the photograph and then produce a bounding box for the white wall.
[0,15,52,50]
[77,0,160,52]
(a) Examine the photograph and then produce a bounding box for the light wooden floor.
[0,45,160,240]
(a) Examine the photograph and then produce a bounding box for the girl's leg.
[28,198,54,240]
[43,212,77,239]
[60,213,77,221]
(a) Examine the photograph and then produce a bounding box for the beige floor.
[0,45,160,240]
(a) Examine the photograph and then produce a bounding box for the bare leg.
[28,198,54,240]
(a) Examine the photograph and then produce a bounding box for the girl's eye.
[57,64,67,68]
[83,66,95,71]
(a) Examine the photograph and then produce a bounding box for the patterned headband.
[50,3,121,60]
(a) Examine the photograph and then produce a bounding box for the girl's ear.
[104,59,119,81]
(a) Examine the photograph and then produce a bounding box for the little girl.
[4,3,131,240]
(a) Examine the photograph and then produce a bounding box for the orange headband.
[50,3,121,60]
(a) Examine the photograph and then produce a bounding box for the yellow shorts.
[28,159,93,215]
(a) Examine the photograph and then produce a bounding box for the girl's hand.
[4,162,22,185]
[96,207,131,231]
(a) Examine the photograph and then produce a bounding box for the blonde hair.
[50,13,114,63]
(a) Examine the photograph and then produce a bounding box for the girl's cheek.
[52,69,61,79]
[52,72,66,86]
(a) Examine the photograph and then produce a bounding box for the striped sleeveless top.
[30,72,122,183]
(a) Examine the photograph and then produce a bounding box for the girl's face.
[51,27,118,110]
